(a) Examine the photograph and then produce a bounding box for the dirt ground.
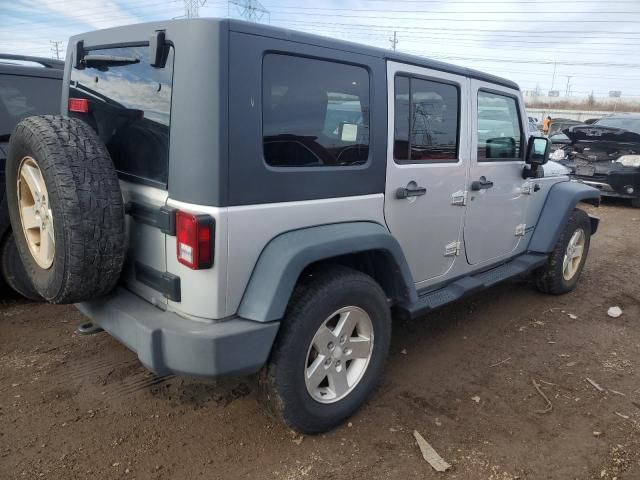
[1,200,639,480]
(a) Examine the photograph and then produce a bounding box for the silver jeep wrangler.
[5,19,600,433]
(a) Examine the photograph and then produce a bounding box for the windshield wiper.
[81,55,140,70]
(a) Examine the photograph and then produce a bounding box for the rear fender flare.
[237,222,416,322]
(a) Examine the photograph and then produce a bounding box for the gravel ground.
[1,200,639,480]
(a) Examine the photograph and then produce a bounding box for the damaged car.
[549,113,640,208]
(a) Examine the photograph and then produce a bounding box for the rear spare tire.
[6,115,125,303]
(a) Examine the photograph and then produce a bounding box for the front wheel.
[534,208,591,295]
[258,266,391,434]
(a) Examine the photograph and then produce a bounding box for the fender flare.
[528,180,600,253]
[237,222,416,322]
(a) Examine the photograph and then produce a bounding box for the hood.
[564,125,640,144]
[544,160,570,177]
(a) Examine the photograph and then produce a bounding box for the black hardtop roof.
[0,53,64,79]
[74,18,519,91]
[228,19,519,90]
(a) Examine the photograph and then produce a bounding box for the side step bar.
[397,253,548,320]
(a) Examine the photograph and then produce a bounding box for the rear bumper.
[76,288,279,377]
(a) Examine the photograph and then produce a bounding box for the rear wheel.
[0,232,41,301]
[258,266,391,434]
[534,208,591,295]
[6,115,126,304]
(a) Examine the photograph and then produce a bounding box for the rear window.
[70,45,174,187]
[262,54,370,168]
[0,75,61,136]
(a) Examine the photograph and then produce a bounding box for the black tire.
[0,232,42,301]
[534,208,591,295]
[631,198,640,209]
[258,266,391,434]
[6,115,125,304]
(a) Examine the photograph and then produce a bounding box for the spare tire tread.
[6,115,125,304]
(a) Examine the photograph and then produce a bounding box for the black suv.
[0,54,63,298]
[550,113,640,208]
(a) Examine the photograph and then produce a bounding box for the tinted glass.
[394,75,459,162]
[0,75,61,136]
[69,45,174,186]
[393,76,410,160]
[595,117,640,134]
[477,91,522,161]
[263,54,370,167]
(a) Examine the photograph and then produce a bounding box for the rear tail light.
[68,97,89,113]
[176,211,214,270]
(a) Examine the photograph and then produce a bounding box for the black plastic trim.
[125,201,176,235]
[135,262,181,302]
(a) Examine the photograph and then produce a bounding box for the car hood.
[557,125,640,166]
[564,125,640,144]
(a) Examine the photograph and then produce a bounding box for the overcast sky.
[3,0,640,99]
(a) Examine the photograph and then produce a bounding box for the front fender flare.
[237,222,416,322]
[528,180,600,253]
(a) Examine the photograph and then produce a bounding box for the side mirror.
[526,136,550,166]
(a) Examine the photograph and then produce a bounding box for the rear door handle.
[471,176,494,191]
[396,185,427,199]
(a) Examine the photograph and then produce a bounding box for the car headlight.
[549,149,566,161]
[616,155,640,167]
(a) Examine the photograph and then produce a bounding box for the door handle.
[396,185,427,199]
[471,176,494,191]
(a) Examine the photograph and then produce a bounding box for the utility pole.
[550,61,557,91]
[184,0,206,18]
[50,40,63,60]
[565,76,572,97]
[228,0,270,23]
[389,31,398,51]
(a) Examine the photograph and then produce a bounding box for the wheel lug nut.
[324,358,332,367]
[335,360,341,368]
[327,342,334,351]
[339,335,346,344]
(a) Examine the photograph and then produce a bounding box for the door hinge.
[451,190,468,206]
[444,241,461,257]
[515,223,527,236]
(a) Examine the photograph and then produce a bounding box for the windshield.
[595,117,640,134]
[0,75,61,136]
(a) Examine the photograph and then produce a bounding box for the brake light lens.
[176,211,214,270]
[68,97,89,113]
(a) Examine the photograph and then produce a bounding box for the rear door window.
[477,91,523,161]
[70,45,174,187]
[262,54,370,168]
[0,75,61,136]
[393,75,459,163]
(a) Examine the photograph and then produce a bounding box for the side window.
[394,75,459,162]
[262,54,370,168]
[477,91,523,161]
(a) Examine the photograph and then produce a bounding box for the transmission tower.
[228,0,270,23]
[50,40,63,60]
[184,0,207,18]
